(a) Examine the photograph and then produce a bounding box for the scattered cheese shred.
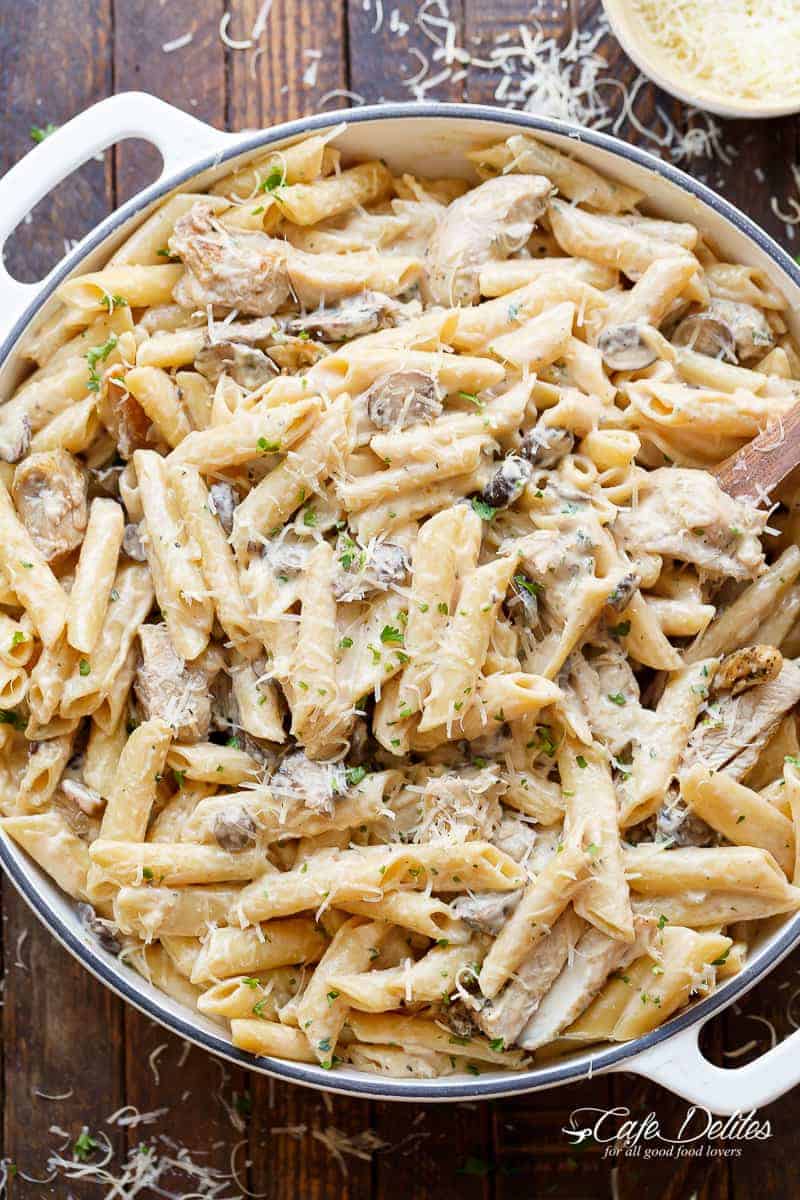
[162,32,193,53]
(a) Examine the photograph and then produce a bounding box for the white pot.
[2,94,800,1112]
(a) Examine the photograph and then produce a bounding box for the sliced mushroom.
[61,778,104,818]
[597,322,658,372]
[287,292,404,342]
[504,573,539,626]
[270,750,347,817]
[451,889,523,936]
[426,174,552,306]
[194,341,278,390]
[262,537,313,578]
[12,450,88,561]
[443,1005,477,1041]
[0,413,30,464]
[479,455,532,509]
[89,463,123,501]
[606,571,640,612]
[713,645,783,698]
[364,369,444,431]
[98,371,151,460]
[209,316,277,345]
[333,533,410,601]
[519,424,574,469]
[122,522,148,562]
[169,202,290,316]
[213,808,257,853]
[77,902,122,955]
[672,310,737,361]
[655,800,717,848]
[208,482,239,536]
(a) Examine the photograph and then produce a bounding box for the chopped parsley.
[226,736,242,750]
[345,765,367,788]
[85,334,118,393]
[0,709,25,731]
[380,624,403,645]
[30,122,57,143]
[302,507,317,527]
[513,573,543,597]
[338,636,353,650]
[471,496,496,522]
[101,293,128,312]
[608,620,631,638]
[529,724,556,756]
[260,165,286,192]
[73,1130,98,1161]
[576,755,588,769]
[172,768,186,789]
[257,437,280,453]
[607,692,626,706]
[78,659,90,677]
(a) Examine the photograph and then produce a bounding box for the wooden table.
[2,1,799,1195]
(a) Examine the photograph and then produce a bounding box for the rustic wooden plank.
[2,880,126,1197]
[0,0,113,282]
[348,0,466,104]
[112,0,226,204]
[702,116,799,244]
[493,1075,615,1199]
[373,1097,491,1200]
[0,1,123,1193]
[246,1077,374,1200]
[462,0,566,106]
[121,1007,253,1193]
[230,0,348,130]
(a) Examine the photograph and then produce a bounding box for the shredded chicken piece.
[426,174,552,305]
[169,202,290,315]
[613,467,766,580]
[683,659,800,779]
[714,645,783,697]
[134,625,220,742]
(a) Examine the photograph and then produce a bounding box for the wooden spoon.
[712,403,800,500]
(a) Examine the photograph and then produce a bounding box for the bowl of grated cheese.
[602,0,800,118]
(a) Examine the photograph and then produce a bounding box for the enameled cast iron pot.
[2,94,799,1113]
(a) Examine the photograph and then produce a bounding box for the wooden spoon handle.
[712,400,800,500]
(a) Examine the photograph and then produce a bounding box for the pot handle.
[0,91,235,331]
[621,1018,800,1115]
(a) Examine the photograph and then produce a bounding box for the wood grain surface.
[0,1,798,1196]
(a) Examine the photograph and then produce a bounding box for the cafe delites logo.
[563,1106,772,1160]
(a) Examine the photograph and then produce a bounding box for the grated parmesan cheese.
[631,0,800,107]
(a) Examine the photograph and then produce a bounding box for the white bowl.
[602,0,800,119]
[2,96,800,1110]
